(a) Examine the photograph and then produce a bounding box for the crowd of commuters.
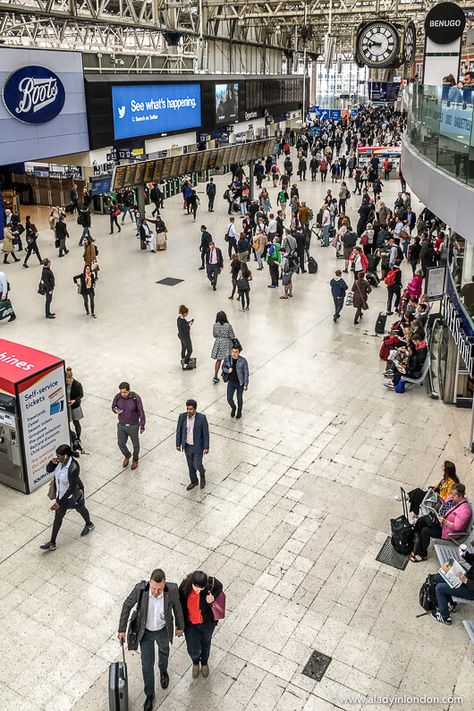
[5,102,474,708]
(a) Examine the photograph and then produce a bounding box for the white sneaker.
[394,494,402,502]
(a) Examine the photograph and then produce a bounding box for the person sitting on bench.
[410,483,472,562]
[431,548,474,625]
[384,333,427,390]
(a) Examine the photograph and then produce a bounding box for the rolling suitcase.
[375,311,387,334]
[366,271,379,288]
[307,256,318,274]
[390,487,414,555]
[109,645,128,711]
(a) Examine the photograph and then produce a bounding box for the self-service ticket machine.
[0,339,70,494]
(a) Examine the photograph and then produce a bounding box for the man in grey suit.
[118,568,184,711]
[176,398,210,490]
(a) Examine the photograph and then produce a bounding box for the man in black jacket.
[199,225,212,270]
[118,569,184,709]
[23,218,42,267]
[205,241,223,291]
[40,259,55,319]
[206,178,216,212]
[176,399,209,490]
[55,216,69,257]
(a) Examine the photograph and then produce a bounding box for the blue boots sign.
[3,65,66,124]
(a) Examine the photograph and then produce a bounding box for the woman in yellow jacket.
[396,461,459,518]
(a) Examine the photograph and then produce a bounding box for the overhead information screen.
[112,83,202,140]
[112,138,275,190]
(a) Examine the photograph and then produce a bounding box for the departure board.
[112,138,277,190]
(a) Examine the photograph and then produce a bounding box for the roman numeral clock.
[355,20,401,68]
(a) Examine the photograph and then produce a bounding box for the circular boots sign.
[425,2,466,44]
[3,65,66,124]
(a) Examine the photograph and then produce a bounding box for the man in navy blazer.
[176,399,210,490]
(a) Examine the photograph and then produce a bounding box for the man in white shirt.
[118,569,184,710]
[267,213,278,240]
[225,217,237,258]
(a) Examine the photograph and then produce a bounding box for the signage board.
[215,83,239,124]
[91,176,112,196]
[426,266,447,301]
[0,48,89,165]
[439,103,472,142]
[312,108,342,121]
[368,82,401,103]
[112,83,202,140]
[425,2,466,44]
[442,270,474,377]
[18,363,69,492]
[3,65,66,124]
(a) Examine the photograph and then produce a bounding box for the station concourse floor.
[0,153,473,711]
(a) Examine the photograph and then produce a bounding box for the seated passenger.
[397,460,459,517]
[410,484,472,562]
[431,548,474,625]
[384,333,427,389]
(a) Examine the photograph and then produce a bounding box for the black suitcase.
[108,645,128,711]
[307,256,318,274]
[366,271,379,288]
[390,487,414,555]
[375,311,387,334]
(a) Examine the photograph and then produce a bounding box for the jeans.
[208,196,215,211]
[140,628,170,697]
[256,251,263,269]
[110,216,121,233]
[238,289,250,308]
[185,444,205,484]
[207,264,219,289]
[413,514,442,557]
[82,291,95,315]
[387,285,401,312]
[410,259,418,275]
[227,381,244,414]
[24,243,42,266]
[79,227,93,245]
[333,296,344,319]
[117,422,140,461]
[179,335,192,364]
[184,622,215,666]
[434,573,474,619]
[268,261,279,286]
[121,206,133,223]
[45,292,53,317]
[50,498,92,544]
[322,225,330,246]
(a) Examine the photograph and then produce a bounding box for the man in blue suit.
[176,399,210,490]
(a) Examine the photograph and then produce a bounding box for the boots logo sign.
[3,65,66,124]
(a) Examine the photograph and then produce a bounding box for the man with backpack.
[385,259,402,315]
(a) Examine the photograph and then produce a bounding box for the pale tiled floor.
[1,150,473,711]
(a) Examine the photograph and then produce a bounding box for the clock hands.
[369,41,383,48]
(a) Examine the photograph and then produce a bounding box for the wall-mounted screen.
[112,83,201,140]
[215,83,239,124]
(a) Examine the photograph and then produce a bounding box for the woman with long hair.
[178,571,223,678]
[39,444,94,552]
[211,311,235,384]
[73,265,97,318]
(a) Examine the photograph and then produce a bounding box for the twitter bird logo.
[118,106,126,119]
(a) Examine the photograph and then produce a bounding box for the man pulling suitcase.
[117,568,184,711]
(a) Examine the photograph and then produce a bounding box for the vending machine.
[0,339,70,493]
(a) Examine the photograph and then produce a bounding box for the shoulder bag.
[127,582,147,651]
[208,577,226,621]
[355,279,369,310]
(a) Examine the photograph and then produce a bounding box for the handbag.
[127,582,147,651]
[37,281,46,296]
[47,478,56,500]
[208,577,226,621]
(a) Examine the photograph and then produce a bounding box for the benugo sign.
[425,2,466,44]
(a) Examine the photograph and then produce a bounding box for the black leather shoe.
[186,482,198,491]
[143,695,155,711]
[160,670,169,689]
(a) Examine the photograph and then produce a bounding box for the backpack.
[384,269,398,288]
[417,574,438,615]
[307,208,314,222]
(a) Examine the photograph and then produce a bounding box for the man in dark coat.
[205,241,224,291]
[118,568,184,709]
[176,399,210,490]
[199,225,212,270]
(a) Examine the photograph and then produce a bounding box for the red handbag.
[208,577,226,620]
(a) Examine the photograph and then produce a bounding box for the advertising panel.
[215,83,239,124]
[112,83,201,140]
[368,82,401,102]
[0,48,89,165]
[439,103,473,143]
[18,364,70,492]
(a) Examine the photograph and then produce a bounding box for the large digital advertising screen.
[112,83,201,140]
[215,83,239,124]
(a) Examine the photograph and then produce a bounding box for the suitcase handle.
[400,487,409,520]
[120,642,126,671]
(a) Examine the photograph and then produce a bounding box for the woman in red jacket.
[179,571,223,678]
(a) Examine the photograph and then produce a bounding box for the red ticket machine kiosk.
[0,339,69,493]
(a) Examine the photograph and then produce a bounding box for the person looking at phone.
[431,547,474,625]
[177,305,193,369]
[111,382,146,471]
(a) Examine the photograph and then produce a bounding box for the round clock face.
[357,21,400,68]
[403,22,416,66]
